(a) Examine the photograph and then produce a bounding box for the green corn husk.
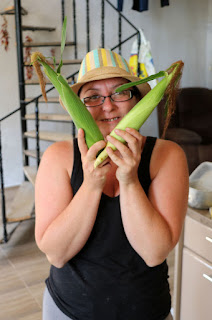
[57,74,104,148]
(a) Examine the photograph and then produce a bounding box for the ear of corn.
[31,18,104,149]
[94,61,184,168]
[57,74,104,148]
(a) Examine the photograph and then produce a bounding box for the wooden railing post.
[0,123,7,243]
[101,0,105,48]
[86,0,90,52]
[35,99,40,168]
[14,0,28,167]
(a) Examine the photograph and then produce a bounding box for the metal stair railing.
[0,0,141,243]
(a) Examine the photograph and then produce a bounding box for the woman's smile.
[101,116,120,122]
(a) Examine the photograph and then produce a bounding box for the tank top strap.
[138,136,157,194]
[71,138,83,195]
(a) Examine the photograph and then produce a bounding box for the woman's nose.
[101,96,116,112]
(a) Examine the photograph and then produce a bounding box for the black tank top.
[46,136,171,320]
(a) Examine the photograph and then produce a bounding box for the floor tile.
[0,287,41,320]
[2,240,46,269]
[15,257,50,287]
[0,263,26,295]
[28,282,46,308]
[1,219,36,248]
[0,250,10,267]
[20,311,43,320]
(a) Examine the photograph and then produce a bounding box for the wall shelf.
[0,5,27,16]
[22,25,56,32]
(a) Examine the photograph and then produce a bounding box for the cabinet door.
[184,215,212,262]
[180,248,212,320]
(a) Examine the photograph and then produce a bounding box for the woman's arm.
[35,130,111,268]
[106,129,189,267]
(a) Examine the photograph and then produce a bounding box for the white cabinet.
[179,215,212,320]
[180,248,212,320]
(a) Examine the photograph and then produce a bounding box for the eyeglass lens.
[83,90,132,107]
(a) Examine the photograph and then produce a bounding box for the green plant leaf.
[115,71,167,92]
[57,16,67,74]
[53,56,56,70]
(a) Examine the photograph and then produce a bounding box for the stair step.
[25,97,59,103]
[24,59,81,66]
[25,79,74,85]
[23,166,37,186]
[7,181,34,222]
[0,5,28,16]
[0,221,19,243]
[23,41,75,47]
[24,149,44,159]
[25,113,71,122]
[24,130,73,142]
[22,25,56,32]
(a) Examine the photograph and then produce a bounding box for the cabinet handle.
[203,273,212,283]
[206,236,212,243]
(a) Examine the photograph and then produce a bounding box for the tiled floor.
[0,218,50,320]
[0,187,175,320]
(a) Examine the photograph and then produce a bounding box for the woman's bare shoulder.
[150,138,188,180]
[45,139,73,155]
[43,139,73,158]
[38,139,74,178]
[154,138,185,153]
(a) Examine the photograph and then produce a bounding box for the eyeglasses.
[81,90,133,107]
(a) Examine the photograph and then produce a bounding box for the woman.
[35,48,189,320]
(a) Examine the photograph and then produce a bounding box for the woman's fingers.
[77,128,88,157]
[125,128,143,154]
[78,129,106,160]
[86,139,107,161]
[78,129,111,190]
[106,146,124,166]
[125,127,143,143]
[106,129,143,170]
[112,129,143,155]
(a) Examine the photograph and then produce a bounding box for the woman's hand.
[78,128,111,191]
[106,128,143,184]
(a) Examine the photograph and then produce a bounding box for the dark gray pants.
[43,287,72,320]
[43,286,173,320]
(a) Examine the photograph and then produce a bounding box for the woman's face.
[79,77,138,138]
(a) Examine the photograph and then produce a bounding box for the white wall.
[0,0,211,187]
[206,0,212,87]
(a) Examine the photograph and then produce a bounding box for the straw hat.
[71,48,151,96]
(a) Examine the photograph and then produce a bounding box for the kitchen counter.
[186,206,212,228]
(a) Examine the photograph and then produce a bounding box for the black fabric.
[132,0,148,12]
[117,0,124,12]
[132,0,169,12]
[161,0,169,7]
[46,136,171,320]
[117,0,169,12]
